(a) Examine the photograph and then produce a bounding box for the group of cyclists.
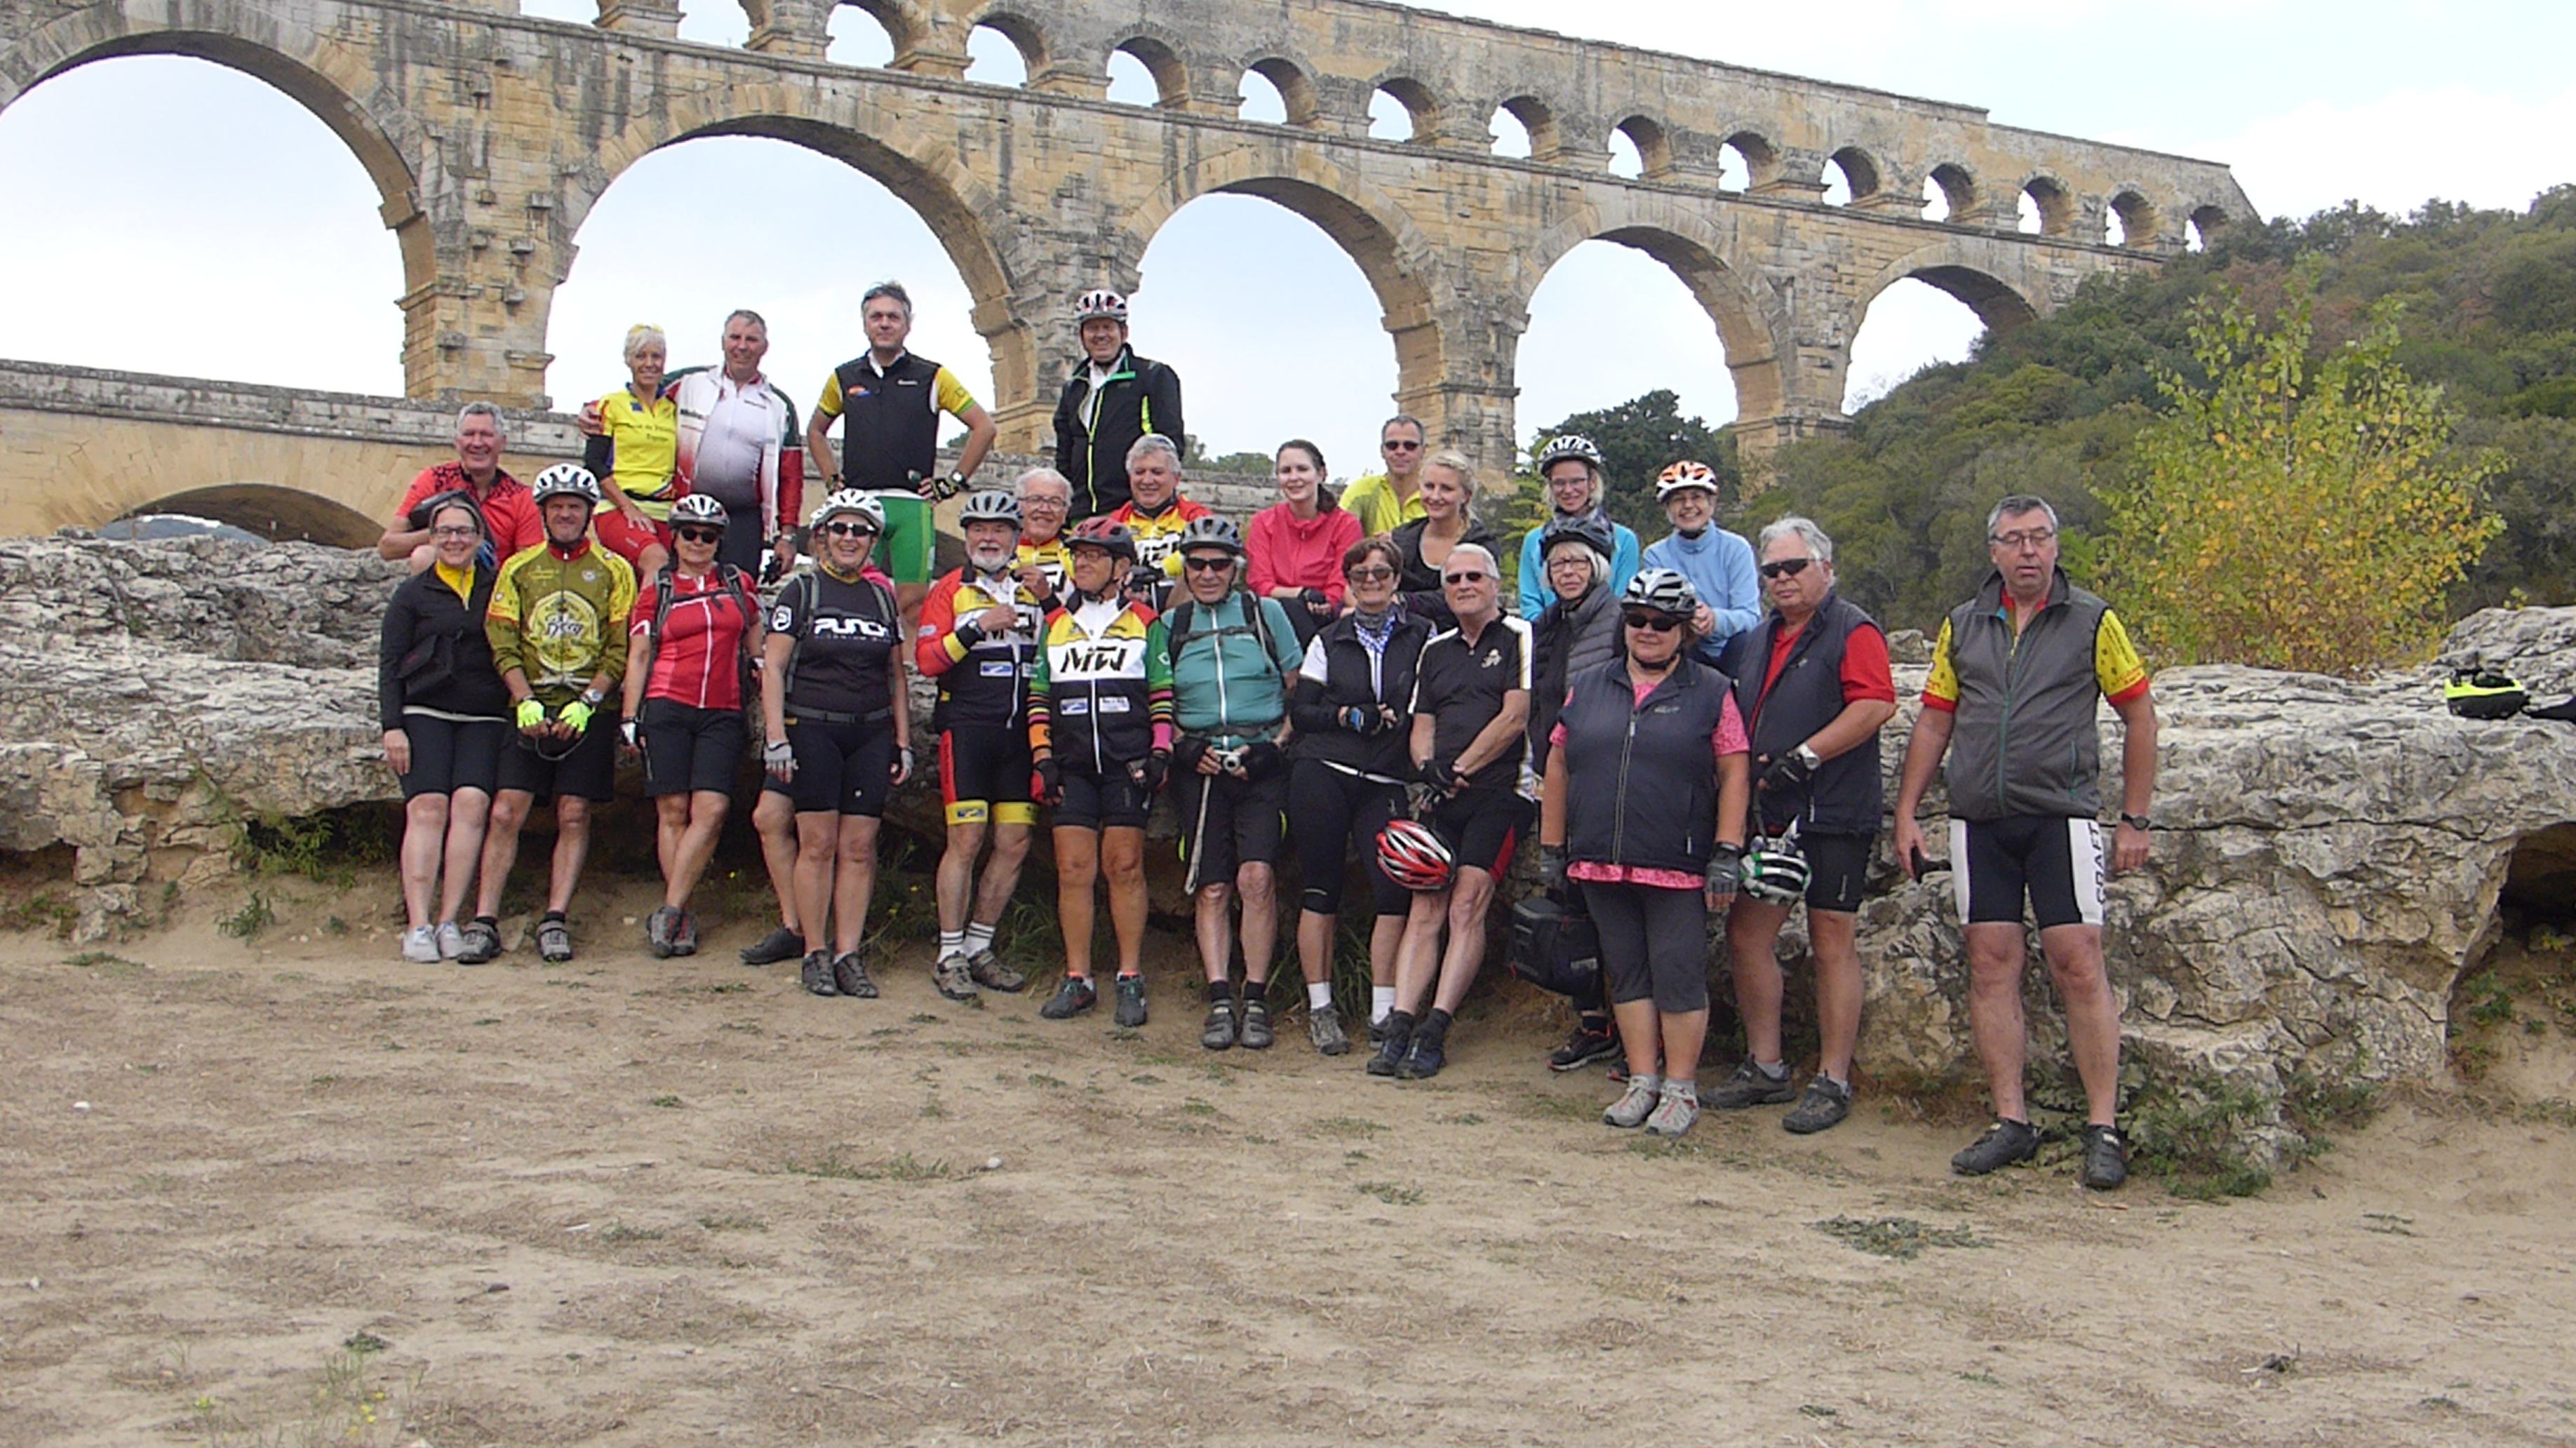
[371,285,2161,1185]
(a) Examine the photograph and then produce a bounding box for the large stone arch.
[1517,197,1788,425]
[122,483,382,547]
[1855,236,2044,335]
[0,0,433,375]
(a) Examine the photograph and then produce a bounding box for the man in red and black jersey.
[377,403,542,572]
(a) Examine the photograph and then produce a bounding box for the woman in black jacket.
[1388,450,1498,629]
[378,497,512,965]
[1284,537,1432,1057]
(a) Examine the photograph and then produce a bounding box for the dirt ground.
[6,873,2576,1448]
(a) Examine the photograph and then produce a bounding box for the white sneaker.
[1644,1080,1700,1138]
[401,925,440,963]
[434,921,466,960]
[1603,1073,1663,1129]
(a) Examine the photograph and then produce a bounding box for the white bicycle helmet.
[810,488,886,534]
[669,494,728,528]
[1075,288,1129,322]
[530,462,603,506]
[1622,566,1699,618]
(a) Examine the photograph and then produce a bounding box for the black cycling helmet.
[1540,513,1615,561]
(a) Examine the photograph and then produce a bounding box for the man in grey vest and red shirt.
[1712,516,1897,1134]
[1893,495,2159,1191]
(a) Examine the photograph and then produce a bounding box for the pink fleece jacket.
[1247,500,1364,605]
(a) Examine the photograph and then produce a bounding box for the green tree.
[2102,270,2502,675]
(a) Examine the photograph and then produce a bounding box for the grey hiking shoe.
[1200,996,1237,1050]
[1307,1003,1351,1057]
[932,953,980,1003]
[739,925,804,966]
[1113,974,1148,1028]
[966,947,1028,993]
[670,909,699,957]
[1951,1119,2041,1176]
[800,951,838,997]
[1703,1059,1796,1110]
[535,914,574,963]
[1038,975,1096,1019]
[645,904,680,960]
[1642,1080,1700,1138]
[2080,1123,2129,1191]
[455,918,502,965]
[831,950,878,999]
[1783,1076,1853,1135]
[1237,996,1275,1050]
[401,925,440,964]
[1603,1074,1663,1129]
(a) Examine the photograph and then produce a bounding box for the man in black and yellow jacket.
[1052,288,1185,521]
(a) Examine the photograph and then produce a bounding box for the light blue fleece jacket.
[1517,507,1641,620]
[1640,525,1762,665]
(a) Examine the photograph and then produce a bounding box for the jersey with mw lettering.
[771,568,903,720]
[1028,597,1174,773]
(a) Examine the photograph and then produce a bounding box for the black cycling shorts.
[1791,830,1875,914]
[640,698,746,798]
[496,713,619,804]
[1054,765,1148,832]
[1589,880,1711,1014]
[1174,766,1289,892]
[940,725,1035,828]
[1952,815,2105,929]
[398,712,506,800]
[770,714,896,817]
[1287,759,1407,917]
[1429,786,1530,881]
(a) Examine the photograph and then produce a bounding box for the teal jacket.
[1165,591,1302,744]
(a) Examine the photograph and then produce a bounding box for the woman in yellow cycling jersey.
[584,323,680,581]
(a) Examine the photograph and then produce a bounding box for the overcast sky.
[1,1,2569,483]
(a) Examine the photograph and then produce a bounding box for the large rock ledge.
[7,535,2574,1162]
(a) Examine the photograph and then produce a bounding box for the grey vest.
[1559,657,1733,875]
[1732,592,1883,836]
[1940,568,2114,822]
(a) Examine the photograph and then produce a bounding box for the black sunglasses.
[1383,439,1423,451]
[822,521,878,538]
[1182,554,1237,572]
[675,526,723,544]
[1442,570,1489,585]
[1759,557,1815,579]
[1621,610,1682,633]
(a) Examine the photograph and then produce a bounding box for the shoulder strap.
[647,563,680,638]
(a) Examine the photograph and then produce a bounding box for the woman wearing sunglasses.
[1284,536,1433,1055]
[619,493,764,959]
[1388,450,1499,630]
[762,490,913,1000]
[1536,568,1750,1138]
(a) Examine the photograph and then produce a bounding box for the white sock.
[1370,986,1396,1024]
[937,930,965,960]
[962,922,996,955]
[1308,981,1334,1011]
[1754,1059,1789,1080]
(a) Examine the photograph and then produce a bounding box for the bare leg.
[1724,899,1792,1065]
[937,819,988,934]
[1053,826,1099,979]
[437,789,490,925]
[1611,998,1663,1080]
[1296,909,1334,986]
[399,793,449,930]
[1810,909,1864,1082]
[1429,866,1498,1014]
[2039,923,2122,1125]
[1393,890,1448,1014]
[1194,883,1235,985]
[1237,862,1277,990]
[1367,913,1407,989]
[1101,826,1148,977]
[793,812,838,956]
[666,791,731,909]
[473,789,535,920]
[831,816,883,956]
[756,789,804,936]
[1964,921,2032,1120]
[655,793,690,892]
[1659,1007,1710,1089]
[544,796,591,915]
[974,823,1032,927]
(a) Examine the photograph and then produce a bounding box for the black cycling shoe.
[1113,974,1148,1028]
[1396,1031,1447,1080]
[1237,996,1275,1050]
[1366,1019,1411,1078]
[1703,1060,1797,1110]
[1951,1119,2041,1176]
[832,950,878,999]
[455,917,503,966]
[1547,1019,1620,1073]
[2080,1123,2130,1191]
[799,951,838,998]
[740,925,805,966]
[645,904,680,960]
[1038,975,1097,1020]
[1783,1076,1853,1135]
[1200,997,1237,1051]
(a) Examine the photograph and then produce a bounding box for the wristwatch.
[580,688,606,708]
[1793,743,1823,771]
[2119,812,2152,831]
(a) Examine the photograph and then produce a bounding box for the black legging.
[1587,880,1710,1014]
[1287,758,1408,917]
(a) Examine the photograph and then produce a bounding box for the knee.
[1237,864,1274,904]
[657,797,692,829]
[555,798,591,831]
[838,830,877,865]
[1196,883,1233,909]
[449,793,490,829]
[991,827,1032,864]
[946,823,988,859]
[406,796,449,831]
[2047,953,2109,998]
[1103,852,1144,886]
[488,794,530,832]
[755,793,793,835]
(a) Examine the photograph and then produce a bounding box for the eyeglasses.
[1346,565,1395,583]
[1182,554,1237,572]
[1382,439,1422,452]
[822,521,878,538]
[1759,558,1815,579]
[1990,527,2057,550]
[1020,497,1067,511]
[1622,610,1683,633]
[429,525,479,540]
[675,526,723,544]
[1441,570,1489,585]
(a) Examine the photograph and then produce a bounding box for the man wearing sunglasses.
[1516,435,1641,621]
[1340,415,1432,538]
[1376,544,1534,1080]
[1711,516,1896,1134]
[1893,495,2159,1191]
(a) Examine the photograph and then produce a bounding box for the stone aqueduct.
[0,0,2252,540]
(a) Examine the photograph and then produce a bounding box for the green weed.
[1357,1181,1424,1206]
[1,891,76,937]
[217,892,274,940]
[1815,1215,1987,1261]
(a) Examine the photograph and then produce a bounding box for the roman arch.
[0,0,2252,527]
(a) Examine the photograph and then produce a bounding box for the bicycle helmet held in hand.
[1376,818,1454,893]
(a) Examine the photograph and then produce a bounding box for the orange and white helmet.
[1075,289,1129,323]
[1656,460,1720,500]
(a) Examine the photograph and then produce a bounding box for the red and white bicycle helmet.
[1376,818,1455,893]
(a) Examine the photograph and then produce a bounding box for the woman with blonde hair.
[583,323,682,580]
[1388,449,1498,630]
